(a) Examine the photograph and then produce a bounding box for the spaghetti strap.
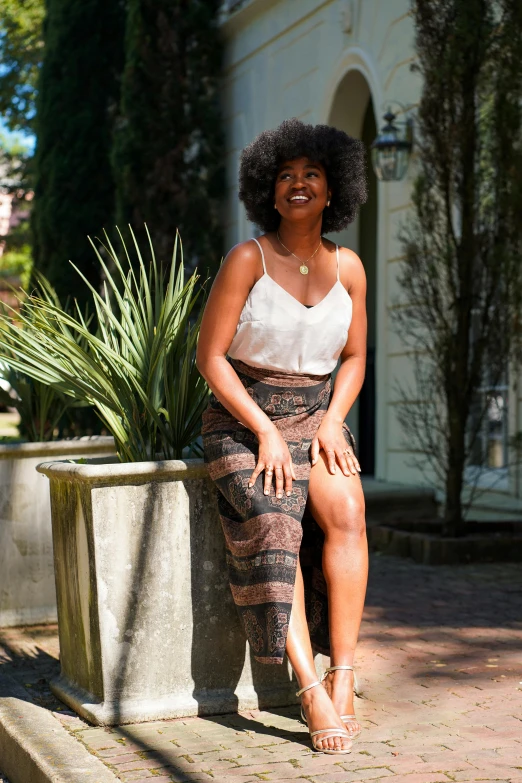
[336,245,340,281]
[252,237,266,275]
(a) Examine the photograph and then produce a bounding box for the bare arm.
[196,241,272,435]
[311,248,367,474]
[196,241,296,496]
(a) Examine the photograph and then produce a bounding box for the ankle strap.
[324,665,354,673]
[296,679,322,698]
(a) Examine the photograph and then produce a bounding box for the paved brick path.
[1,553,522,783]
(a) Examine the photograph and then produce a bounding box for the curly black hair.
[238,117,367,234]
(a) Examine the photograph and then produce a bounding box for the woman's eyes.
[279,171,319,180]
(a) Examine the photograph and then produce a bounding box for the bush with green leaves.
[0,365,81,442]
[0,227,209,462]
[0,278,88,441]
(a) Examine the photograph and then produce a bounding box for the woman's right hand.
[248,427,296,498]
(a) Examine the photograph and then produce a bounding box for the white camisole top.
[227,238,352,375]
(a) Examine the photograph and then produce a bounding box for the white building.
[218,0,522,513]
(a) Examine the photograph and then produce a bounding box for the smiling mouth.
[288,195,311,204]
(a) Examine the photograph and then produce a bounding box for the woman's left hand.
[310,417,361,476]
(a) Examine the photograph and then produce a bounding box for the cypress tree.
[112,0,224,274]
[32,0,125,307]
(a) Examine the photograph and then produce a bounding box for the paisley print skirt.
[201,358,356,664]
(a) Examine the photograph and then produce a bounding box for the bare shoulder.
[216,238,264,290]
[337,246,366,295]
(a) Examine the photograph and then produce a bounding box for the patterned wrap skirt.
[201,358,356,664]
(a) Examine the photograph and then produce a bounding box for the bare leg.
[285,560,351,752]
[307,449,368,736]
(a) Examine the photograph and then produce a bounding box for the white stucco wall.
[220,0,426,487]
[220,0,522,500]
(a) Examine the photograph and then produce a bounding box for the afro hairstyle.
[238,117,368,234]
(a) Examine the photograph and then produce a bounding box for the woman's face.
[274,157,330,223]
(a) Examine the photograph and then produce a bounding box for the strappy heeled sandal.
[321,665,362,739]
[296,680,352,754]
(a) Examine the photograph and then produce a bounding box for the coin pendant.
[299,265,309,275]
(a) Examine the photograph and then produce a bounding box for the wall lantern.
[371,109,414,182]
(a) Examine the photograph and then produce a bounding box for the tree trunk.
[443,431,466,537]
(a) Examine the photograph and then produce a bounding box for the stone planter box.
[0,437,115,627]
[35,458,302,726]
[368,519,522,564]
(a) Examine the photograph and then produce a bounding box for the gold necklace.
[276,231,322,275]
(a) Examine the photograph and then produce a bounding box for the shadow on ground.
[2,552,522,781]
[361,553,522,686]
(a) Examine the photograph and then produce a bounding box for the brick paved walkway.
[1,553,522,783]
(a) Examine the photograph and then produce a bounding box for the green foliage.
[0,242,32,288]
[0,227,210,462]
[0,278,86,441]
[0,368,76,442]
[0,129,33,215]
[112,0,225,276]
[0,0,44,133]
[0,129,31,161]
[0,126,35,287]
[31,0,125,308]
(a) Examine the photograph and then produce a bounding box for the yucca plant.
[0,227,209,462]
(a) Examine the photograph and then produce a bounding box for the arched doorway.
[327,70,378,476]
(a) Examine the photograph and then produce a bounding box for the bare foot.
[300,683,352,752]
[322,669,361,738]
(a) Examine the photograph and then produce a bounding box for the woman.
[196,117,368,755]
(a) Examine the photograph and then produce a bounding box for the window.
[466,309,509,490]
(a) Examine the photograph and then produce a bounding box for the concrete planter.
[0,437,115,627]
[35,457,300,726]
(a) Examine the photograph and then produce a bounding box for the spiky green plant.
[0,227,209,461]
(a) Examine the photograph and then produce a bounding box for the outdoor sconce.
[371,109,414,182]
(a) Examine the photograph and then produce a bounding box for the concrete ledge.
[0,673,118,783]
[0,436,115,460]
[51,673,299,727]
[0,606,57,629]
[361,478,438,524]
[368,521,522,565]
[36,456,208,484]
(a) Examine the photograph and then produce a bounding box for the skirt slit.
[202,358,355,664]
